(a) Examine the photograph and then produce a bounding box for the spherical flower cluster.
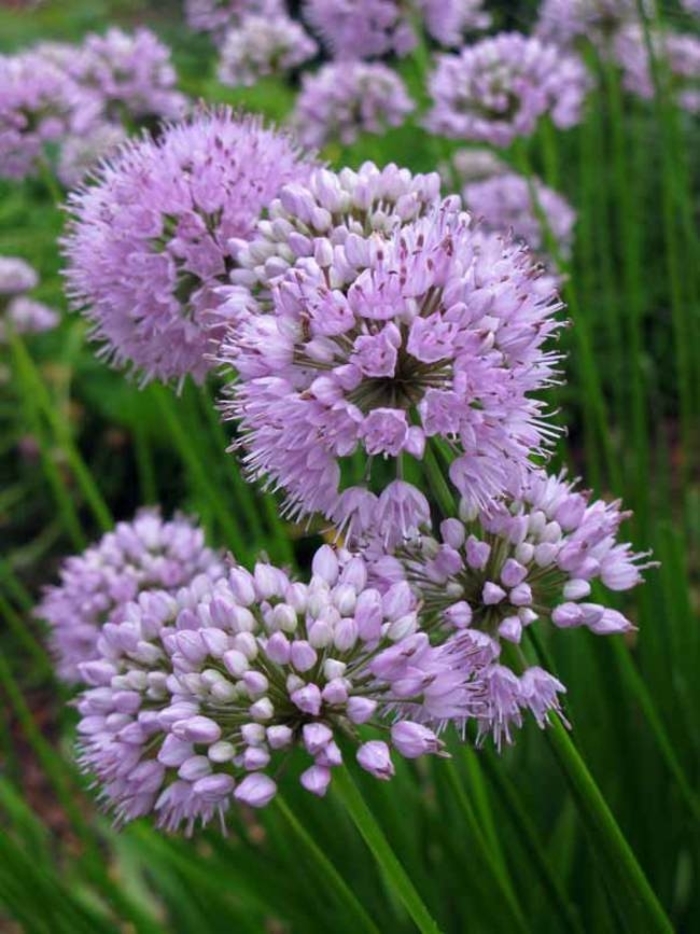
[614,26,700,114]
[0,50,94,180]
[184,0,284,41]
[0,297,60,340]
[386,469,651,649]
[536,0,644,49]
[0,255,58,339]
[229,161,442,290]
[62,108,314,385]
[57,121,127,189]
[67,27,188,124]
[0,256,38,296]
[75,547,484,829]
[291,62,414,149]
[216,15,318,88]
[36,510,226,684]
[425,33,592,147]
[444,148,507,187]
[302,0,489,60]
[220,199,564,539]
[462,171,577,258]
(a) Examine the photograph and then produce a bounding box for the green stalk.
[0,592,53,681]
[132,416,157,505]
[333,767,443,934]
[441,760,529,934]
[479,752,586,934]
[545,718,674,934]
[9,330,112,533]
[276,797,382,934]
[153,384,248,555]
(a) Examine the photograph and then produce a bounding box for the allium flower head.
[462,171,576,258]
[0,256,38,296]
[291,62,414,149]
[185,0,284,40]
[0,297,60,340]
[389,468,652,649]
[536,0,644,49]
[0,50,94,180]
[230,161,442,290]
[614,26,700,114]
[444,148,507,187]
[216,15,318,88]
[36,510,226,683]
[57,121,127,189]
[75,546,483,830]
[302,0,490,60]
[220,199,564,538]
[62,108,314,385]
[425,33,591,146]
[68,27,188,123]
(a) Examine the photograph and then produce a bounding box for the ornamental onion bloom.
[462,172,577,258]
[614,26,700,114]
[184,0,284,41]
[302,0,490,60]
[75,546,483,830]
[229,161,442,290]
[425,33,591,147]
[57,121,127,189]
[216,15,318,88]
[0,297,59,340]
[0,50,95,180]
[62,108,314,385]
[384,468,652,648]
[0,256,38,296]
[536,0,645,49]
[36,510,226,684]
[220,198,564,538]
[67,27,188,124]
[291,62,414,149]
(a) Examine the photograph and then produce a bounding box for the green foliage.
[1,2,699,932]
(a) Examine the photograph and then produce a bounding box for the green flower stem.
[442,759,530,934]
[276,797,382,934]
[9,329,112,533]
[333,767,443,934]
[478,750,586,934]
[545,718,673,934]
[153,384,248,556]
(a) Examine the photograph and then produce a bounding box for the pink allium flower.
[0,297,59,339]
[536,0,645,49]
[57,121,127,189]
[390,468,652,648]
[0,256,38,295]
[425,33,592,146]
[0,50,95,180]
[220,199,564,537]
[184,0,284,41]
[62,108,314,385]
[67,27,188,123]
[614,26,700,114]
[216,15,318,88]
[291,61,414,149]
[35,510,226,684]
[302,0,489,60]
[229,161,442,290]
[75,546,475,830]
[462,171,577,257]
[443,148,507,187]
